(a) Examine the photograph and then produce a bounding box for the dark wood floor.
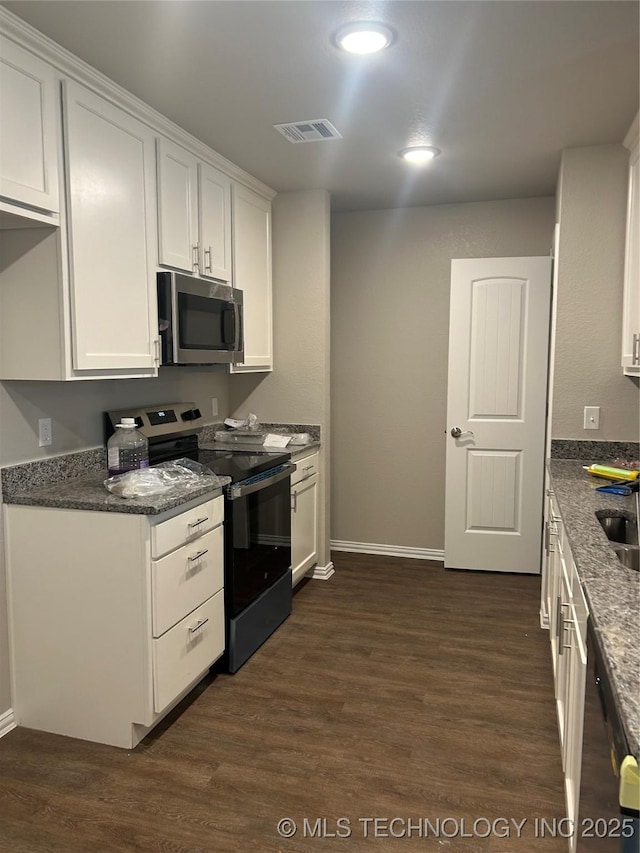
[0,554,567,852]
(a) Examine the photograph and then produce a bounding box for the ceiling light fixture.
[334,22,395,55]
[399,146,441,164]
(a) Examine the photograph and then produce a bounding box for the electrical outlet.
[211,398,218,417]
[38,418,52,447]
[583,406,600,430]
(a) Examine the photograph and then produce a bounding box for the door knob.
[451,427,474,439]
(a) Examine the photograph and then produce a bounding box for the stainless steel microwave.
[157,272,243,365]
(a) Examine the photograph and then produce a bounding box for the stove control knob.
[181,408,202,422]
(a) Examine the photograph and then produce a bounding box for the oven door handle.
[228,463,295,500]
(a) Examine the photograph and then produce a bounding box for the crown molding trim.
[0,8,276,200]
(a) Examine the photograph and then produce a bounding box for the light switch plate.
[583,406,600,430]
[211,398,218,417]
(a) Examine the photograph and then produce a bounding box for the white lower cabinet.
[545,495,589,851]
[291,452,319,586]
[5,493,225,748]
[622,116,639,375]
[153,590,224,713]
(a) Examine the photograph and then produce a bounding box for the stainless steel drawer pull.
[188,549,208,562]
[633,332,640,366]
[204,246,212,273]
[188,618,208,634]
[188,516,208,529]
[303,465,314,473]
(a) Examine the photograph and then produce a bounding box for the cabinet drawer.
[152,526,224,637]
[291,452,319,486]
[151,496,223,559]
[153,591,225,713]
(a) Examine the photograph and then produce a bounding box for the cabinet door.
[199,163,232,281]
[564,617,586,839]
[622,145,639,374]
[556,557,572,766]
[63,81,158,371]
[291,473,318,584]
[0,36,59,213]
[157,138,198,273]
[548,498,562,677]
[230,185,273,372]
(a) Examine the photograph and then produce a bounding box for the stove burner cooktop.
[194,448,291,484]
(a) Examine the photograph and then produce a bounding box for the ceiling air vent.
[273,119,342,144]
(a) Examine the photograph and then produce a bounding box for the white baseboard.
[330,540,445,562]
[0,708,16,739]
[310,561,335,580]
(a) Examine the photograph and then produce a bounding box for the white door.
[230,185,273,372]
[199,163,232,282]
[444,257,551,573]
[291,474,319,584]
[0,36,59,212]
[63,80,157,371]
[157,138,198,274]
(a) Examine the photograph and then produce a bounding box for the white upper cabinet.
[622,113,639,375]
[157,138,232,282]
[63,80,158,371]
[0,36,59,217]
[156,138,198,273]
[230,185,273,373]
[199,162,232,281]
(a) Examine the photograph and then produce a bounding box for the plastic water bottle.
[107,418,149,476]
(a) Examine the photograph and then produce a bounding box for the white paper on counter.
[263,434,291,448]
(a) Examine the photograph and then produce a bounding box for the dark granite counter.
[2,469,225,515]
[0,424,320,515]
[548,459,639,759]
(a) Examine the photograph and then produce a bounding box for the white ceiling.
[3,1,639,212]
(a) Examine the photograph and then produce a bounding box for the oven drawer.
[152,591,225,713]
[151,495,223,559]
[151,525,224,637]
[291,451,319,487]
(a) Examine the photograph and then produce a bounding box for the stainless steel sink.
[613,545,640,572]
[596,511,638,545]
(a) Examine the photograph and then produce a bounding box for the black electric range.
[105,403,295,673]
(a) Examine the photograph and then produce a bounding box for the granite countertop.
[0,425,321,515]
[2,469,226,515]
[548,459,639,759]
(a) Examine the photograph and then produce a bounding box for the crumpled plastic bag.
[104,458,231,498]
[223,412,262,432]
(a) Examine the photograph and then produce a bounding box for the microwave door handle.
[221,306,235,347]
[234,302,243,351]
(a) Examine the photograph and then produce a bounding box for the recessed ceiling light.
[399,146,441,164]
[334,22,395,55]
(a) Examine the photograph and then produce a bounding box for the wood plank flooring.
[0,554,567,852]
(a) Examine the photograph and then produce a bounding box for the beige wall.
[331,197,555,551]
[229,190,331,566]
[552,144,639,440]
[0,370,230,467]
